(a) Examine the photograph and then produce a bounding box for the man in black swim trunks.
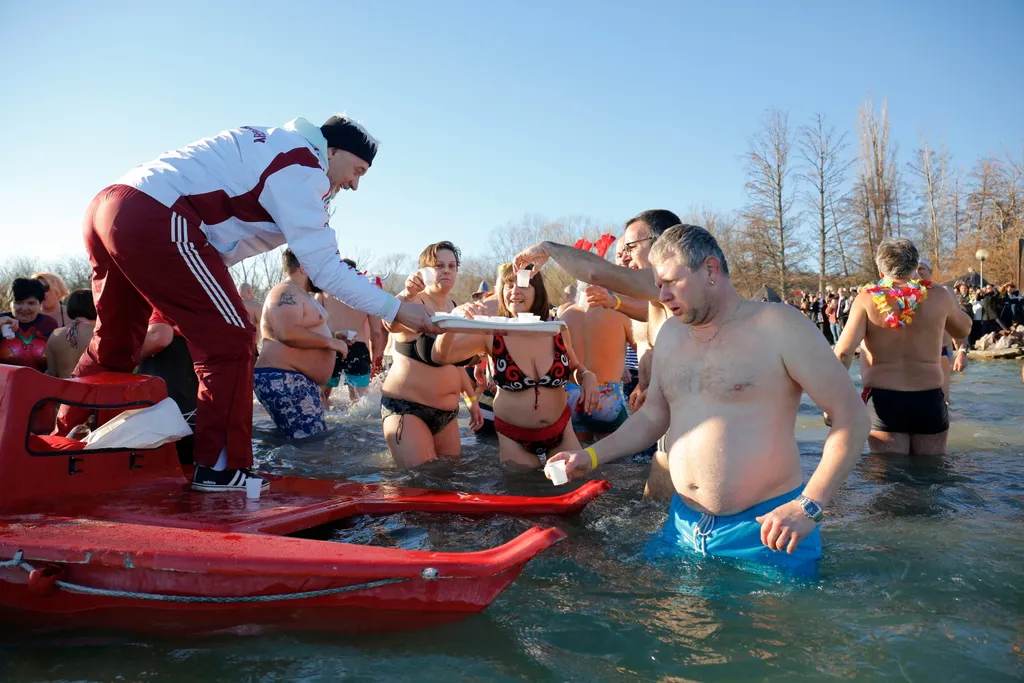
[833,239,973,455]
[317,259,384,403]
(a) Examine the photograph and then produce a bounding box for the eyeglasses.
[622,237,654,255]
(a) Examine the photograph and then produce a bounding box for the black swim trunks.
[380,396,459,441]
[862,387,949,435]
[329,341,372,388]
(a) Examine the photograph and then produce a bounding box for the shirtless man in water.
[833,239,972,455]
[514,209,680,498]
[547,225,870,573]
[318,258,385,402]
[254,249,349,439]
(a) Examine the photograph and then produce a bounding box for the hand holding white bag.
[81,397,192,450]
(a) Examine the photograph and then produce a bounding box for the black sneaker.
[191,466,270,492]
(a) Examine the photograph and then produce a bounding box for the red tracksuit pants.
[73,185,256,470]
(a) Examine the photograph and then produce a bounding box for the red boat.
[0,366,609,636]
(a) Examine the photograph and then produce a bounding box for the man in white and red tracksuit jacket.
[70,114,438,492]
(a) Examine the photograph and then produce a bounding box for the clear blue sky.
[1,0,1021,266]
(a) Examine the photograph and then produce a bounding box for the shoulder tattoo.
[277,292,297,306]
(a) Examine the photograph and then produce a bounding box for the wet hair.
[496,265,551,320]
[32,272,68,302]
[341,258,357,269]
[282,248,301,274]
[875,239,919,279]
[11,277,46,303]
[624,209,682,239]
[418,241,462,269]
[66,289,96,320]
[238,282,254,297]
[648,224,730,276]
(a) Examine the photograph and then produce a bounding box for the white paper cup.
[346,329,358,340]
[245,476,263,500]
[418,268,437,287]
[516,269,532,288]
[1,325,13,340]
[545,460,568,486]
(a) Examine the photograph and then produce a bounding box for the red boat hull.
[0,366,609,636]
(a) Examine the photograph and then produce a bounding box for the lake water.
[4,361,1022,682]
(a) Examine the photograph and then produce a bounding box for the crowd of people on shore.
[5,111,1023,576]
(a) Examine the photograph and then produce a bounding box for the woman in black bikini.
[433,266,599,468]
[381,241,482,467]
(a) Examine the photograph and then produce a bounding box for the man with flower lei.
[833,239,973,455]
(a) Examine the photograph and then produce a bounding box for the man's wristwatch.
[796,495,824,523]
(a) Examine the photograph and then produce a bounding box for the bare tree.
[949,169,965,251]
[852,95,900,269]
[907,134,950,271]
[744,108,799,298]
[373,253,413,294]
[798,113,850,294]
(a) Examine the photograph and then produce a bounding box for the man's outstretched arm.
[515,242,659,301]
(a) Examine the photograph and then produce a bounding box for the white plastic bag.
[81,397,192,450]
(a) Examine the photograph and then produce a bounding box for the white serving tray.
[430,314,566,336]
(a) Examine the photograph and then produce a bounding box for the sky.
[1,0,1021,268]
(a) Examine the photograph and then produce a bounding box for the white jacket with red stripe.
[115,118,400,322]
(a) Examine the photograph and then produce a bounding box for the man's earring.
[710,280,716,286]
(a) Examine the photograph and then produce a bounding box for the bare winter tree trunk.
[854,95,899,272]
[799,113,850,294]
[908,135,949,271]
[745,108,797,299]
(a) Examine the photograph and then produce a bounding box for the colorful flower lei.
[864,278,931,328]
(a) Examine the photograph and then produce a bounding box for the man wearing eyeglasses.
[514,209,682,499]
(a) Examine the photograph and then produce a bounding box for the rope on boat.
[0,551,423,603]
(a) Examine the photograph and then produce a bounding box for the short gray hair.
[875,239,919,279]
[649,224,730,276]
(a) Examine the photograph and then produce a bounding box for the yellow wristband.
[585,446,598,470]
[463,396,477,404]
[613,293,622,310]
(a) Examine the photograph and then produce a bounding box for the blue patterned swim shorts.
[253,368,327,439]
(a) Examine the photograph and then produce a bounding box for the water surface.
[4,361,1022,682]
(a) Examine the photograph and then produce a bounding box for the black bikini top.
[394,334,473,368]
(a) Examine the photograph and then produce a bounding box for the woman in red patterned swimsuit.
[0,278,58,372]
[433,266,598,468]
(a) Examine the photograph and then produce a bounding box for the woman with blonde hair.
[32,272,70,327]
[433,265,598,468]
[381,241,482,467]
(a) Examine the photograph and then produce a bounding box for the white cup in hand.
[544,460,569,486]
[419,268,437,287]
[516,269,532,288]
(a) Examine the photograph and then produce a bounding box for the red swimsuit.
[0,315,57,372]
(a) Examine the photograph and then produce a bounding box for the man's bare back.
[257,282,335,385]
[560,305,633,384]
[318,294,370,345]
[45,322,94,378]
[844,285,970,392]
[835,261,972,455]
